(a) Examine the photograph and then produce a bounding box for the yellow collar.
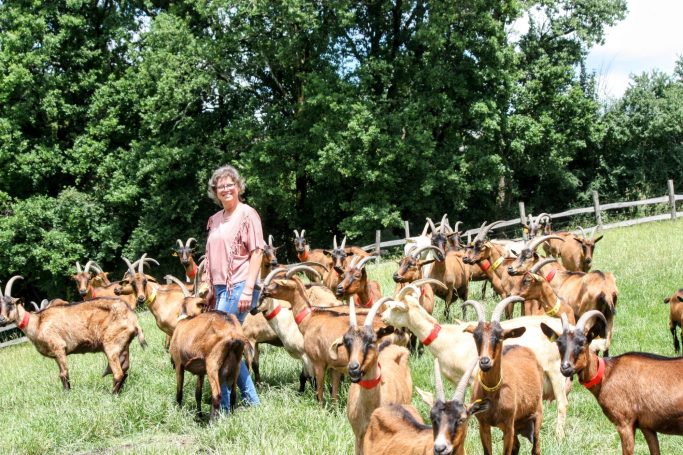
[491,256,505,271]
[479,371,503,392]
[144,283,158,306]
[546,298,562,316]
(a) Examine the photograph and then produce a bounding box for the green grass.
[1,219,682,454]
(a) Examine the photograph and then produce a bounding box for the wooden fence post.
[593,191,603,229]
[668,179,677,220]
[404,220,410,239]
[519,202,527,240]
[375,230,381,263]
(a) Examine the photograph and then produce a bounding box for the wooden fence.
[362,179,682,254]
[2,180,681,350]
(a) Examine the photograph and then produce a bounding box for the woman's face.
[215,176,239,209]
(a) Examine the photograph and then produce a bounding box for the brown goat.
[543,226,603,272]
[0,276,146,393]
[510,259,576,324]
[259,265,387,404]
[170,310,247,420]
[664,288,683,355]
[292,229,332,281]
[463,297,544,455]
[336,254,383,308]
[71,260,136,309]
[542,311,683,455]
[363,359,488,455]
[172,238,199,282]
[329,298,412,455]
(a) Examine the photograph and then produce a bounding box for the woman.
[203,164,263,411]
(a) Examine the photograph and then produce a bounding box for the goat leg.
[642,429,661,455]
[671,323,680,354]
[207,370,221,421]
[615,424,636,455]
[298,367,308,393]
[252,344,261,385]
[175,366,185,407]
[195,374,204,417]
[314,364,326,405]
[105,347,126,394]
[479,424,493,455]
[55,352,70,390]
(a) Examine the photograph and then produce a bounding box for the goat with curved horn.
[411,245,444,260]
[293,229,300,238]
[575,310,607,334]
[453,358,479,403]
[165,275,190,298]
[176,239,184,249]
[526,234,565,253]
[462,299,486,324]
[354,255,377,270]
[577,226,587,239]
[472,221,488,242]
[477,220,504,242]
[76,262,83,274]
[263,267,289,286]
[530,258,558,274]
[185,238,197,249]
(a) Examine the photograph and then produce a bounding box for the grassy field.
[1,219,682,454]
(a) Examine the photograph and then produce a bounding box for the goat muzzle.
[348,362,362,381]
[392,273,405,283]
[479,357,493,372]
[560,362,575,377]
[335,285,344,297]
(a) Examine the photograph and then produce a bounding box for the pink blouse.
[205,203,265,288]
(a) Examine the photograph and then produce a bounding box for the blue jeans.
[214,281,260,411]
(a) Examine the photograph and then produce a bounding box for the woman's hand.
[238,293,252,313]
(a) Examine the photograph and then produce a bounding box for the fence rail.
[362,179,680,252]
[0,323,28,349]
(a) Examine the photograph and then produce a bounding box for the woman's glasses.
[215,183,236,191]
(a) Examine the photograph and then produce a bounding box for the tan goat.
[664,288,683,355]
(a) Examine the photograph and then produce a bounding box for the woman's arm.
[238,249,263,312]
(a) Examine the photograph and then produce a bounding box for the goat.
[664,289,683,354]
[172,238,199,282]
[380,288,570,437]
[542,311,683,455]
[543,226,603,272]
[508,242,618,356]
[464,297,544,455]
[329,297,412,454]
[510,259,576,324]
[71,260,136,309]
[170,309,247,421]
[259,265,388,404]
[363,359,487,455]
[522,213,551,240]
[292,229,331,281]
[336,254,382,308]
[322,235,370,292]
[0,276,146,393]
[261,234,280,276]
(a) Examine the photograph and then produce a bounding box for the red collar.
[90,289,97,299]
[17,311,30,330]
[545,269,557,282]
[354,294,373,308]
[186,263,198,280]
[580,356,606,388]
[294,307,313,325]
[358,363,382,389]
[479,259,491,271]
[421,323,441,346]
[265,304,282,321]
[297,250,309,261]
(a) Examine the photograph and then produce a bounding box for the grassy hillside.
[1,219,681,454]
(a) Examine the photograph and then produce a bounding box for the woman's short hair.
[207,165,246,206]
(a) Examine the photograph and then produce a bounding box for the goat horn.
[426,217,437,233]
[186,238,197,249]
[560,313,569,332]
[355,255,377,270]
[473,221,488,242]
[340,236,347,249]
[176,239,184,249]
[294,261,329,272]
[420,221,430,237]
[89,262,104,274]
[301,229,306,238]
[293,229,300,238]
[268,235,274,247]
[347,295,357,327]
[535,213,550,224]
[76,261,83,274]
[462,299,486,323]
[577,226,586,239]
[411,245,444,259]
[575,310,607,334]
[4,275,24,298]
[40,299,49,310]
[348,255,360,269]
[28,301,39,312]
[396,285,420,301]
[193,261,206,295]
[526,235,565,253]
[363,297,386,327]
[434,358,446,403]
[453,221,463,233]
[530,258,558,274]
[165,275,190,298]
[439,214,450,233]
[454,358,479,402]
[492,296,525,323]
[479,220,504,241]
[285,265,321,281]
[263,267,288,286]
[83,260,95,274]
[137,253,147,274]
[122,256,136,277]
[411,278,448,291]
[590,226,599,240]
[333,235,338,250]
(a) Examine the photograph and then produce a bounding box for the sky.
[586,0,683,100]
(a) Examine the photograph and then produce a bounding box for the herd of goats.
[1,213,682,455]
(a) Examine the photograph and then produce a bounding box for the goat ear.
[171,250,178,257]
[322,250,332,256]
[375,326,394,339]
[594,235,604,243]
[510,249,518,256]
[415,386,434,408]
[463,324,476,334]
[573,237,583,244]
[678,295,683,303]
[503,326,526,340]
[328,336,345,361]
[467,398,490,416]
[540,322,560,341]
[664,297,671,303]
